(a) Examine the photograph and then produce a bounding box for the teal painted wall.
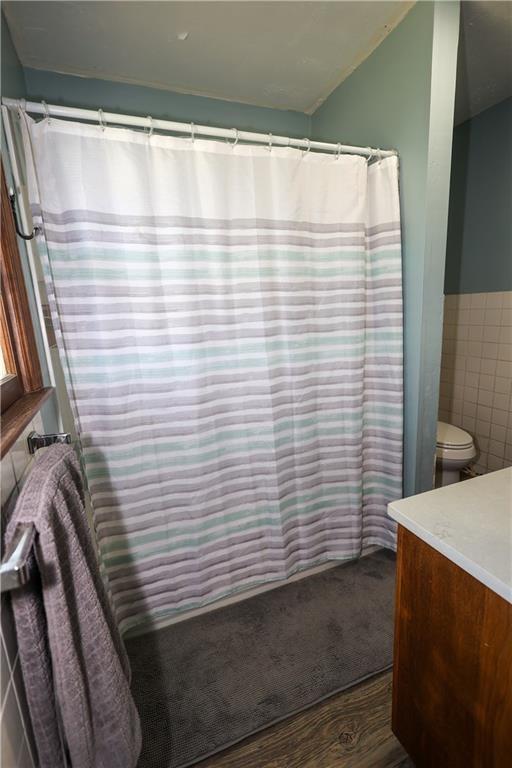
[22,68,310,138]
[445,97,512,294]
[1,13,26,98]
[312,1,460,495]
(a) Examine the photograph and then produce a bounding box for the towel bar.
[0,524,36,593]
[1,434,71,592]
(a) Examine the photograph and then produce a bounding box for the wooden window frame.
[1,163,52,458]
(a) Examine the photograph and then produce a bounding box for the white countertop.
[388,468,512,604]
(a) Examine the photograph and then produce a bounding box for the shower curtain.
[22,114,403,632]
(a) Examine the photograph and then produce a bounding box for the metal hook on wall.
[8,189,40,241]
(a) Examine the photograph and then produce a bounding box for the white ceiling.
[455,1,512,124]
[3,1,413,114]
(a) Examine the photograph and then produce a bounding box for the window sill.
[1,388,54,459]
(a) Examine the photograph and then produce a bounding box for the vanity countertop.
[388,467,512,604]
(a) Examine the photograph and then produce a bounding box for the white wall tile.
[439,293,512,472]
[492,408,508,427]
[496,361,512,378]
[480,358,497,375]
[482,325,500,343]
[478,374,494,391]
[482,342,498,360]
[465,357,480,373]
[495,376,512,395]
[499,326,512,344]
[470,293,487,308]
[461,415,476,433]
[463,401,477,418]
[17,739,35,768]
[10,427,34,489]
[484,308,502,325]
[477,404,492,423]
[501,308,512,326]
[488,454,505,471]
[498,344,512,362]
[1,457,16,508]
[464,387,478,404]
[477,389,493,408]
[475,419,491,437]
[469,309,484,326]
[465,371,479,389]
[491,424,506,443]
[1,442,41,767]
[493,392,510,411]
[1,685,23,767]
[31,414,44,435]
[485,292,505,309]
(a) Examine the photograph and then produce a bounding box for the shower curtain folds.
[21,114,403,632]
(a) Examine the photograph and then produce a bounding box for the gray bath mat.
[126,549,396,768]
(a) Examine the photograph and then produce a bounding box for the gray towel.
[5,445,142,768]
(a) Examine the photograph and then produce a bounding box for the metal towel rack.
[0,432,71,593]
[0,524,36,593]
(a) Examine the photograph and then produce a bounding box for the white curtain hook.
[367,148,374,164]
[146,116,154,138]
[377,148,383,164]
[336,143,342,160]
[302,138,311,157]
[232,128,239,147]
[268,133,273,152]
[41,100,50,123]
[190,122,195,143]
[98,109,106,131]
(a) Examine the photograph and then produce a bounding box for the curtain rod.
[2,98,397,159]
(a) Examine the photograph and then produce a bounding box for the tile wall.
[1,414,44,768]
[439,291,512,474]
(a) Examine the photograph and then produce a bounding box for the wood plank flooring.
[198,672,414,768]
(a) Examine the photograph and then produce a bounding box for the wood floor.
[197,672,414,768]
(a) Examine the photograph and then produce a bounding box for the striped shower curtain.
[22,115,403,632]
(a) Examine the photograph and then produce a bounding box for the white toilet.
[436,421,476,486]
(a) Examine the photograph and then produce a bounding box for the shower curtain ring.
[230,128,239,147]
[98,109,106,131]
[366,148,375,164]
[336,143,342,160]
[302,138,311,157]
[190,123,195,143]
[41,101,50,123]
[268,133,273,152]
[146,116,154,138]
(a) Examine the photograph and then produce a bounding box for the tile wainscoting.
[1,415,44,768]
[439,291,512,475]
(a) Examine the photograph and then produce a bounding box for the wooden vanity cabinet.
[392,526,512,768]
